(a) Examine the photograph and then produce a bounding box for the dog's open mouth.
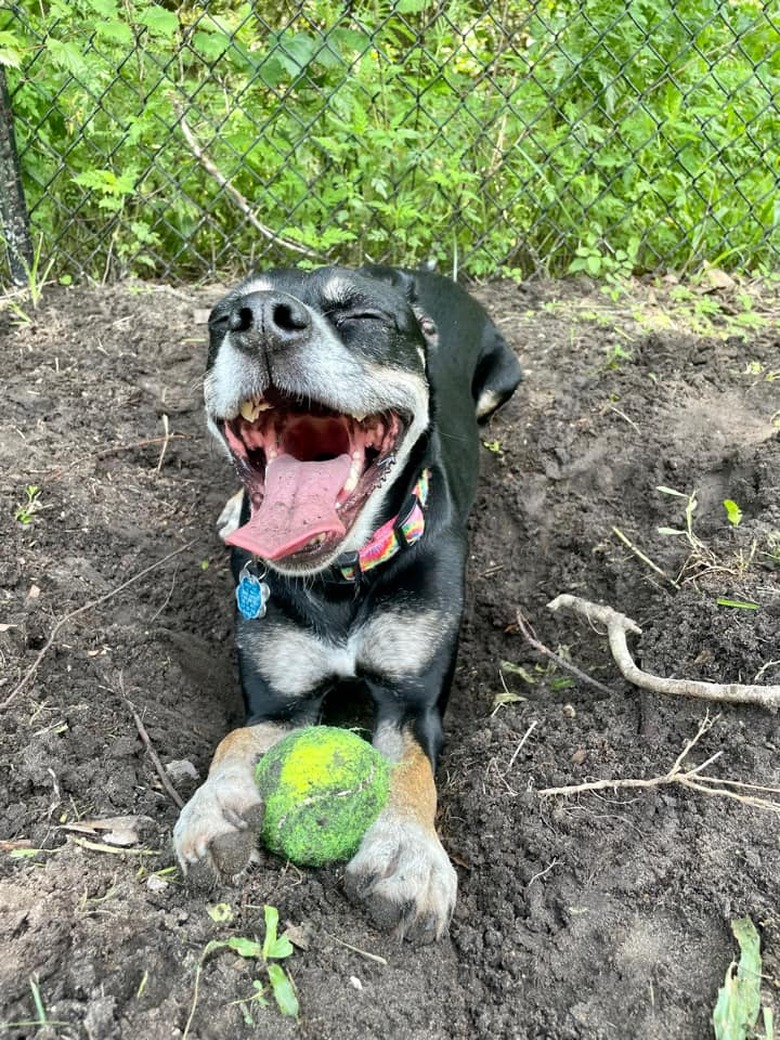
[221,391,405,564]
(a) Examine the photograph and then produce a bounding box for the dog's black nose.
[228,291,311,349]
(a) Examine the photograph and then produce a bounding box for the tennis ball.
[255,727,390,867]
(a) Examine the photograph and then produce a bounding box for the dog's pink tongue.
[225,453,352,560]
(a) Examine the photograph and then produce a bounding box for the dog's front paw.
[344,811,457,943]
[173,771,263,881]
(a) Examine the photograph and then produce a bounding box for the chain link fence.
[1,0,779,285]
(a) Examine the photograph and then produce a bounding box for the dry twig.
[539,713,780,814]
[547,593,780,709]
[515,609,616,697]
[175,104,320,260]
[118,674,185,810]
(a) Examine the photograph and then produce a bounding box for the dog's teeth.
[340,452,363,497]
[239,397,272,422]
[352,411,367,423]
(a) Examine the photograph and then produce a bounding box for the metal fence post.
[0,67,33,287]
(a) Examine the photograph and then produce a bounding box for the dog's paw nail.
[172,777,263,882]
[345,815,457,943]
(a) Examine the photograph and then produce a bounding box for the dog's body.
[173,265,521,942]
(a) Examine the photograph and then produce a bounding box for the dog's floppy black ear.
[472,326,522,424]
[359,264,417,303]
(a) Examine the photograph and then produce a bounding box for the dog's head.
[205,266,433,576]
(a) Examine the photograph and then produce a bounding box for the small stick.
[46,434,188,481]
[612,526,676,586]
[516,610,616,697]
[119,676,184,810]
[540,714,780,814]
[547,594,780,709]
[155,414,172,474]
[175,104,320,260]
[2,541,196,709]
[507,720,538,771]
[326,934,388,966]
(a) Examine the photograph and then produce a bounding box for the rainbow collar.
[334,469,430,584]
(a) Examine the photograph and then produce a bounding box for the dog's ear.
[472,327,523,424]
[359,263,417,302]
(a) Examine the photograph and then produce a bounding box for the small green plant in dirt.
[656,485,720,583]
[14,484,42,525]
[657,486,707,550]
[712,916,773,1040]
[567,228,639,280]
[184,904,298,1035]
[657,486,762,588]
[723,500,743,527]
[0,235,56,323]
[0,976,68,1032]
[604,343,633,370]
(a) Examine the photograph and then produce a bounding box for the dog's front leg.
[345,717,458,944]
[173,721,289,879]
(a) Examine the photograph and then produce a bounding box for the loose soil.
[1,275,778,1040]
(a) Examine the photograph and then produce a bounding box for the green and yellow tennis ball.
[255,727,391,867]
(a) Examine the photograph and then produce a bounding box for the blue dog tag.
[236,562,270,620]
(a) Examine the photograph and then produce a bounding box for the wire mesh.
[2,0,778,283]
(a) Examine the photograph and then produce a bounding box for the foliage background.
[1,0,779,282]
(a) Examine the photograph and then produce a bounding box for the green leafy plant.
[14,484,42,525]
[657,485,702,546]
[2,0,779,280]
[723,500,743,527]
[185,904,299,1035]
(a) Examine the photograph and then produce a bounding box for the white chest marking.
[238,608,449,697]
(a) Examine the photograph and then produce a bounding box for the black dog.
[173,265,521,942]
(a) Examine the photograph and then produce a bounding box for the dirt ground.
[1,273,778,1039]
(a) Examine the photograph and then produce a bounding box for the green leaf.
[137,6,179,39]
[226,936,264,959]
[500,661,536,683]
[85,0,119,16]
[192,29,232,61]
[275,32,318,77]
[716,599,759,611]
[0,30,22,68]
[267,964,299,1020]
[492,691,527,710]
[723,499,743,526]
[95,20,133,46]
[45,38,89,78]
[262,905,293,960]
[712,916,762,1040]
[72,169,137,197]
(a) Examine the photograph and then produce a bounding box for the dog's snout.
[227,291,311,348]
